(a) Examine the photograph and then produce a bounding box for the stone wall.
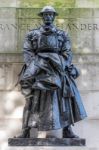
[0,0,99,149]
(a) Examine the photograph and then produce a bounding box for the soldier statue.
[16,6,87,138]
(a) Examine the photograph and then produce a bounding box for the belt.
[36,48,61,54]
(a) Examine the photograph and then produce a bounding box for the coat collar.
[39,24,57,34]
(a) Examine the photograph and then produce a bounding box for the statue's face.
[42,12,55,25]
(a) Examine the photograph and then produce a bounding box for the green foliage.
[20,0,75,8]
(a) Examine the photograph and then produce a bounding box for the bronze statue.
[16,6,87,138]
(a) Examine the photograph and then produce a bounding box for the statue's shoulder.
[25,28,40,39]
[56,28,68,38]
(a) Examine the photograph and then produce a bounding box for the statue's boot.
[14,99,31,138]
[63,126,79,138]
[15,127,30,138]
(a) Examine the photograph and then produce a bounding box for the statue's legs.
[63,126,79,138]
[18,99,31,138]
[38,131,47,138]
[45,126,79,138]
[15,81,33,138]
[14,100,31,138]
[15,79,79,138]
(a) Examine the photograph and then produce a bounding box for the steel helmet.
[38,6,58,16]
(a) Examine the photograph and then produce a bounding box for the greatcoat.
[19,25,87,131]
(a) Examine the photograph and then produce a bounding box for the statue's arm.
[23,31,35,66]
[61,32,73,67]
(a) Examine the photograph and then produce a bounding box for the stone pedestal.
[8,138,86,146]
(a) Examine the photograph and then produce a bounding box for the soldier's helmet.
[38,6,58,16]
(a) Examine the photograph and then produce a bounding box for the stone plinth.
[8,138,86,146]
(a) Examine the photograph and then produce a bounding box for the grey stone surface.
[3,147,99,150]
[0,0,17,7]
[0,8,17,52]
[72,119,99,147]
[8,138,86,146]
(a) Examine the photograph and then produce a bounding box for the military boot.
[63,126,79,138]
[14,127,30,138]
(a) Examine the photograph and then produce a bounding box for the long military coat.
[19,25,87,131]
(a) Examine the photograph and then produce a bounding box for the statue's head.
[38,6,58,25]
